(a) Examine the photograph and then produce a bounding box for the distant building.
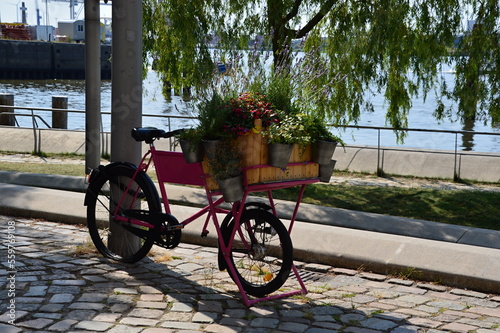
[30,25,56,41]
[58,20,85,42]
[57,20,107,43]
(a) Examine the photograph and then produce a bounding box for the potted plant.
[264,112,313,169]
[306,115,344,165]
[197,92,231,159]
[206,139,244,202]
[177,127,204,163]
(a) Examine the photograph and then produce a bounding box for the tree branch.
[295,0,336,38]
[284,0,303,22]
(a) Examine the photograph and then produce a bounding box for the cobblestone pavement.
[1,216,500,333]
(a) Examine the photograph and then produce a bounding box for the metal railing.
[1,105,500,180]
[336,125,500,180]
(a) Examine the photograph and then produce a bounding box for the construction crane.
[35,0,42,26]
[43,0,84,21]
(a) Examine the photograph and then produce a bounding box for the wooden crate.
[202,131,265,190]
[259,144,319,183]
[201,132,319,190]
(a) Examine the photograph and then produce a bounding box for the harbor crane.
[42,0,84,21]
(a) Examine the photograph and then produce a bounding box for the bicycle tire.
[220,208,293,297]
[86,163,162,263]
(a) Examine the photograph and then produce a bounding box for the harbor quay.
[0,126,499,183]
[1,215,500,333]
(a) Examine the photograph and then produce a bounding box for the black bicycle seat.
[131,127,166,143]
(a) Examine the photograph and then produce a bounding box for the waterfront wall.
[1,126,498,183]
[0,40,111,80]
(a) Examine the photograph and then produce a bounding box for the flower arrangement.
[221,92,279,138]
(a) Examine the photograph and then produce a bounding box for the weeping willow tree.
[142,0,500,134]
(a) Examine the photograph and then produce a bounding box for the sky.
[0,0,112,26]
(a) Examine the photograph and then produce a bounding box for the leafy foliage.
[143,0,500,139]
[206,140,243,181]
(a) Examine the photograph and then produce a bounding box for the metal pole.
[454,132,459,181]
[85,0,101,174]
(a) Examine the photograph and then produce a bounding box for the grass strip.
[0,162,85,177]
[257,184,500,231]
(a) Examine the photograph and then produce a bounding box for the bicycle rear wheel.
[221,208,293,297]
[86,164,161,263]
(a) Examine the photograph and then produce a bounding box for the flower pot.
[313,140,338,165]
[217,174,244,202]
[319,160,337,183]
[179,140,203,164]
[202,139,222,160]
[268,143,294,169]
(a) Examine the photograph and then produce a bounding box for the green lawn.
[257,184,500,231]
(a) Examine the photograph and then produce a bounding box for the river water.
[1,70,499,153]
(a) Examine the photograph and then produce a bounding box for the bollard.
[0,93,15,126]
[52,96,68,129]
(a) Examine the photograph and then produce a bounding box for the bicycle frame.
[110,141,319,306]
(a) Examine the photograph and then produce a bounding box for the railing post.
[453,132,460,181]
[52,96,68,129]
[376,128,384,177]
[0,93,15,126]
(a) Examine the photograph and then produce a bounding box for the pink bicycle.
[84,127,318,306]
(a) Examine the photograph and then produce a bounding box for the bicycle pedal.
[166,224,184,231]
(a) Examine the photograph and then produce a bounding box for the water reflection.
[461,118,475,151]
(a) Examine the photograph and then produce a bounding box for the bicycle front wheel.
[221,208,294,297]
[86,164,161,263]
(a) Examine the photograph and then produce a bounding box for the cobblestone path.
[1,216,500,333]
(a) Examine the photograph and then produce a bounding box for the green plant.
[197,92,230,140]
[264,113,313,147]
[176,127,203,153]
[305,114,345,146]
[206,140,243,181]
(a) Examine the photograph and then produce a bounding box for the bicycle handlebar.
[162,128,185,138]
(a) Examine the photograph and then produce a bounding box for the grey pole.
[111,0,143,164]
[85,0,101,174]
[109,0,143,255]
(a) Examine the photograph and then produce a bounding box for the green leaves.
[142,0,500,137]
